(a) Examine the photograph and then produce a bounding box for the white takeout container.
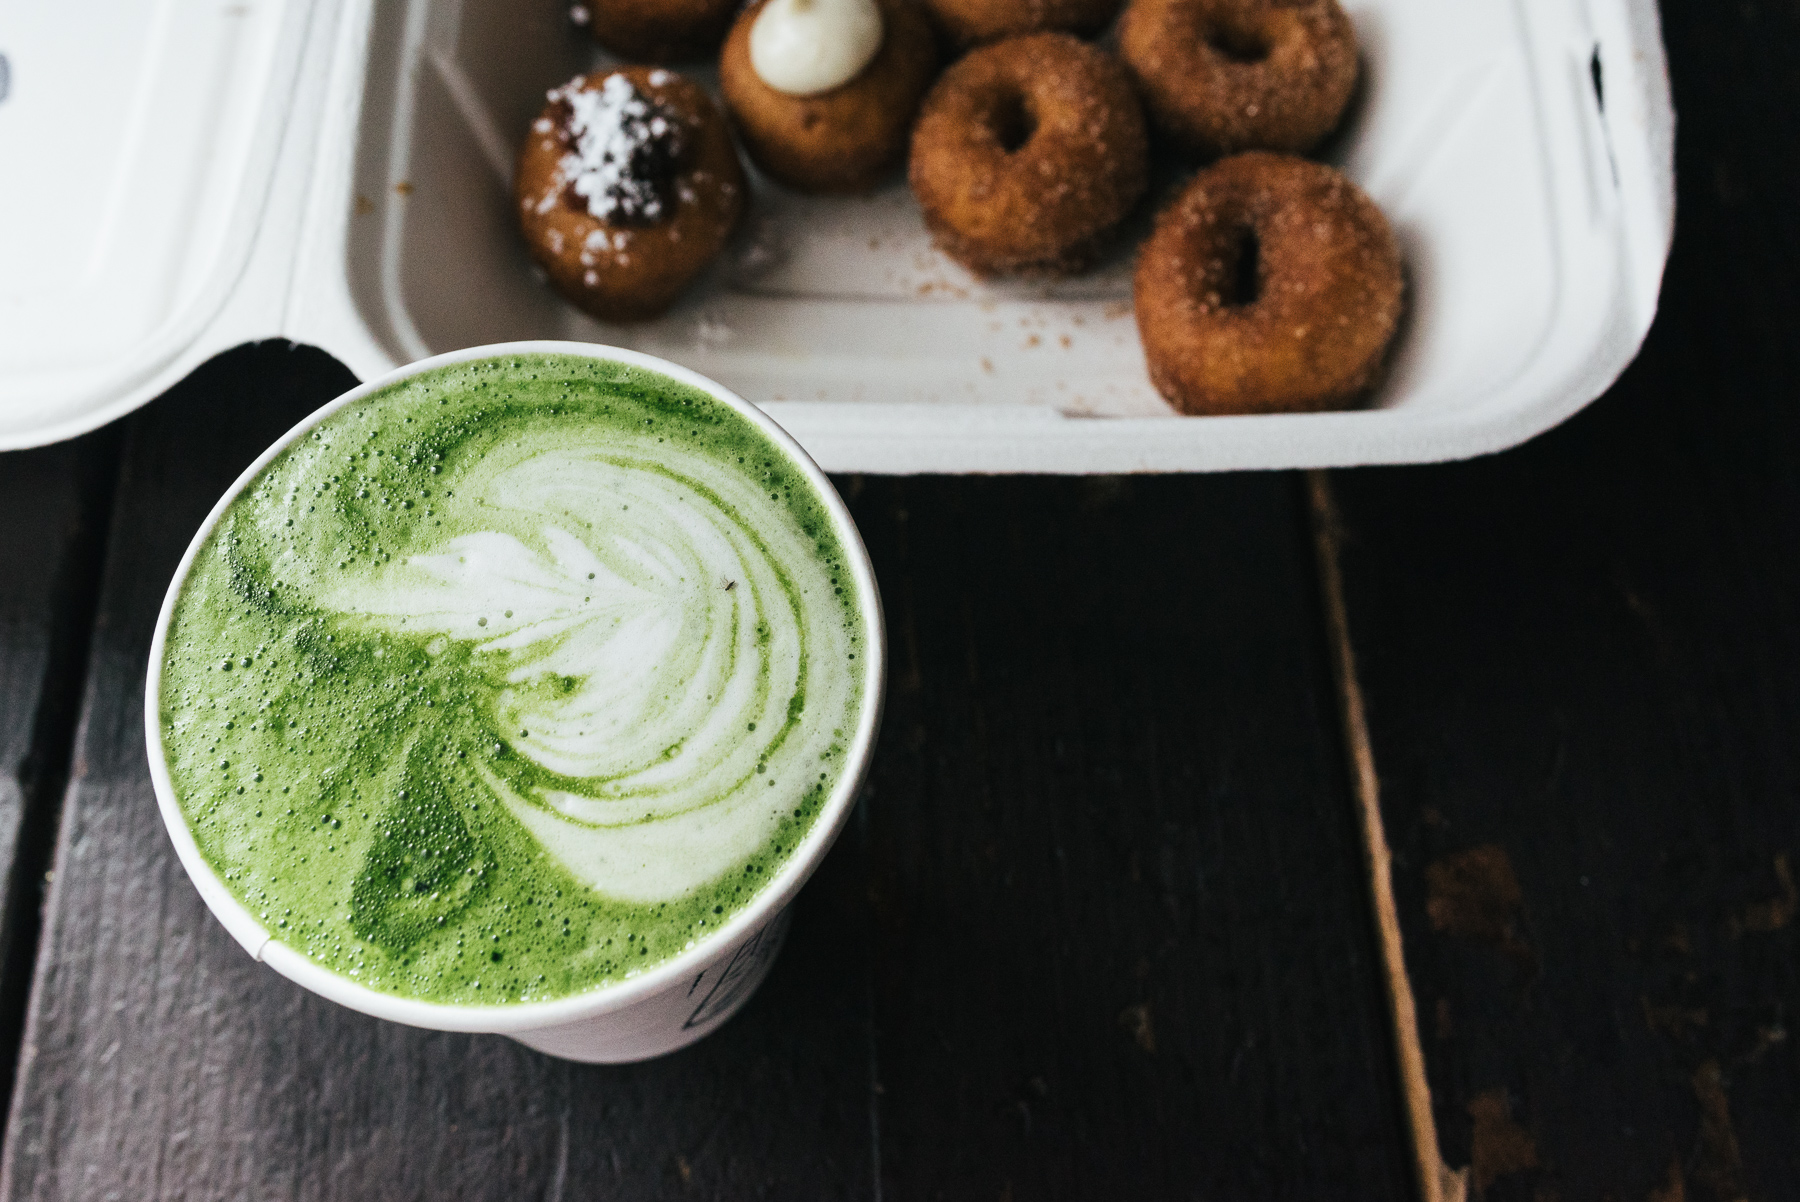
[0,0,1672,471]
[143,341,889,1062]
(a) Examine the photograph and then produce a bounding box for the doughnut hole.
[1224,224,1261,306]
[982,87,1039,153]
[1203,11,1273,64]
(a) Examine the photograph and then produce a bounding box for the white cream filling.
[749,0,884,97]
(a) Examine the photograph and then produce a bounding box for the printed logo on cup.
[684,908,792,1029]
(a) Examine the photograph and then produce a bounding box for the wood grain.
[0,343,1414,1198]
[0,430,120,1124]
[1326,2,1800,1195]
[849,475,1414,1200]
[0,344,883,1202]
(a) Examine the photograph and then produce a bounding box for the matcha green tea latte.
[147,346,881,1053]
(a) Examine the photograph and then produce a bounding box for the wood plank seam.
[1307,470,1462,1202]
[0,431,122,1167]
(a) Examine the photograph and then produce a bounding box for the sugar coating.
[551,74,685,224]
[908,32,1148,275]
[1133,151,1403,415]
[1119,0,1360,157]
[159,355,867,1005]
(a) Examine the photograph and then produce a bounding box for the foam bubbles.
[316,437,852,902]
[160,355,868,1005]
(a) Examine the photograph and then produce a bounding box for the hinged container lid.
[0,0,321,448]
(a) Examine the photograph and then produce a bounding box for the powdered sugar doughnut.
[515,68,745,322]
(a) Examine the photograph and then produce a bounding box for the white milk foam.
[308,432,855,903]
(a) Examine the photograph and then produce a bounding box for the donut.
[1133,152,1402,415]
[515,68,746,323]
[908,33,1148,275]
[1119,0,1359,156]
[720,0,938,194]
[573,0,737,63]
[920,0,1122,46]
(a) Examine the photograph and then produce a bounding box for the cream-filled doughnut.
[720,0,938,193]
[750,0,886,95]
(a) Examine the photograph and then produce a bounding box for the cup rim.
[143,340,886,1034]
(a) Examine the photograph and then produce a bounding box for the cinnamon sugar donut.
[1119,0,1359,156]
[921,0,1122,46]
[515,68,745,322]
[1134,152,1402,415]
[720,0,938,193]
[908,33,1148,275]
[576,0,737,63]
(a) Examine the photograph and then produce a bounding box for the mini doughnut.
[909,33,1148,275]
[921,0,1122,46]
[1134,152,1402,415]
[720,0,939,193]
[574,0,737,63]
[1119,0,1359,156]
[515,68,746,323]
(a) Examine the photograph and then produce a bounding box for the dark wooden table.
[0,2,1795,1197]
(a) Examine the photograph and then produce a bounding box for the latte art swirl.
[325,444,850,902]
[157,354,871,1005]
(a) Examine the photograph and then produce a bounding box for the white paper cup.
[144,341,886,1063]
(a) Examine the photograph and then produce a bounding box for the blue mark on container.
[0,54,11,106]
